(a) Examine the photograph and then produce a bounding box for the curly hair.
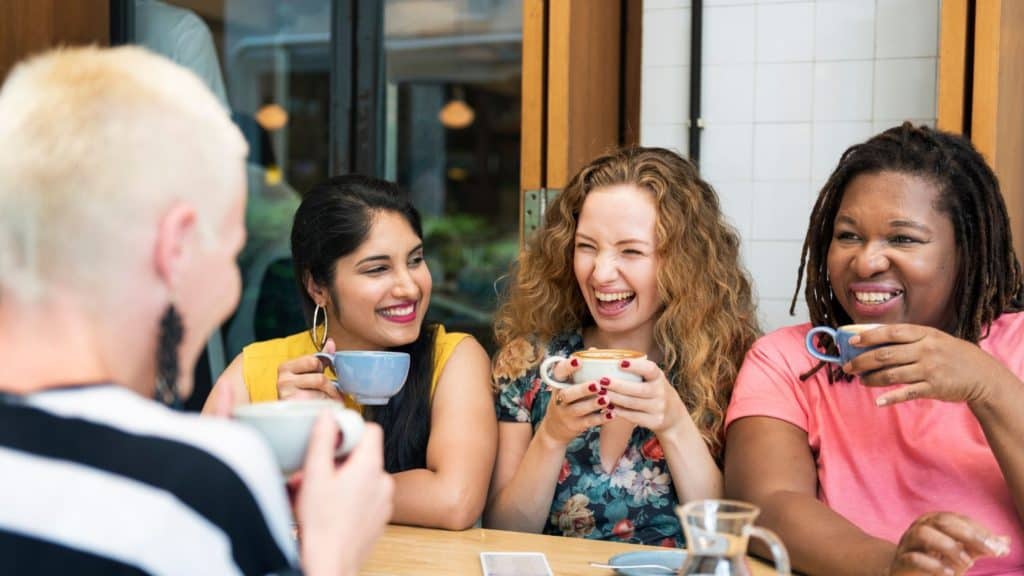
[793,123,1024,379]
[494,146,760,453]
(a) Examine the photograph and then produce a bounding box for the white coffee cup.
[539,348,646,390]
[233,400,364,474]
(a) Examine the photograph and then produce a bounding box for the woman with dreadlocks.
[724,124,1024,575]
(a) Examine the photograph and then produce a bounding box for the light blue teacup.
[233,400,364,474]
[805,323,883,365]
[314,350,410,405]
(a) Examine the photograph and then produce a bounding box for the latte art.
[571,349,644,360]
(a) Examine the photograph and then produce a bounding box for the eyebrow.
[355,244,424,267]
[575,232,651,246]
[834,215,932,233]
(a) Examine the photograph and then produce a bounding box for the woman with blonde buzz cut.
[485,146,759,546]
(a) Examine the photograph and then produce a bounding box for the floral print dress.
[494,332,684,547]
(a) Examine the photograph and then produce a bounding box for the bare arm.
[388,337,497,530]
[484,373,607,532]
[971,373,1024,525]
[724,416,896,576]
[202,352,250,415]
[849,324,1024,524]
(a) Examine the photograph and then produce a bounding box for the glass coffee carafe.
[676,499,790,576]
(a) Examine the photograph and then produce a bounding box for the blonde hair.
[494,147,759,453]
[0,45,247,303]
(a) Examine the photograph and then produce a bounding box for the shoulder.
[244,330,315,359]
[983,312,1024,345]
[493,331,580,386]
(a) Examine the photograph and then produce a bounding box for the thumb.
[303,411,338,478]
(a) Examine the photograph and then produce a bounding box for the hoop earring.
[311,303,328,351]
[155,304,184,410]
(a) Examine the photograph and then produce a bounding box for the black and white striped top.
[0,384,299,575]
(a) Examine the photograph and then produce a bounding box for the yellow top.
[242,325,468,409]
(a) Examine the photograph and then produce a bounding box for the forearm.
[970,371,1024,523]
[656,419,722,503]
[390,468,487,531]
[484,425,568,533]
[751,491,895,576]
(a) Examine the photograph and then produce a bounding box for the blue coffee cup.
[805,324,882,365]
[314,351,410,406]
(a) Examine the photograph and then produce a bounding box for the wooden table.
[362,524,777,575]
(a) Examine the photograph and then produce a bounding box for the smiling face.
[827,171,959,330]
[314,210,432,350]
[573,184,662,341]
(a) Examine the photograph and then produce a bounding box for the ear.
[153,202,198,290]
[303,271,327,306]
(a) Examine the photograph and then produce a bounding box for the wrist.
[536,419,570,450]
[967,368,1019,417]
[300,528,358,576]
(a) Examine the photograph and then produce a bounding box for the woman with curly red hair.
[485,146,759,546]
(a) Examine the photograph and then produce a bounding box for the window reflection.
[384,0,522,350]
[130,0,521,367]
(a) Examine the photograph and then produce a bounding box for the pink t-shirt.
[726,312,1024,575]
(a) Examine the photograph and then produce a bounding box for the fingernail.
[607,403,615,410]
[875,397,888,407]
[959,551,972,566]
[598,397,607,406]
[985,536,1010,556]
[605,411,614,420]
[943,568,954,576]
[620,360,630,368]
[570,358,579,367]
[600,377,610,386]
[588,383,598,393]
[849,336,861,345]
[598,388,607,396]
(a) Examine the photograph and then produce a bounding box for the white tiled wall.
[640,0,940,332]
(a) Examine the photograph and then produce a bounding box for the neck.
[0,291,156,397]
[582,322,662,364]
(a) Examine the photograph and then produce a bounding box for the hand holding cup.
[537,352,621,445]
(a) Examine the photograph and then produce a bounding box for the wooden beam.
[937,0,968,133]
[546,0,621,189]
[971,0,1024,258]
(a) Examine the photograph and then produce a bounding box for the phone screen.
[479,552,553,576]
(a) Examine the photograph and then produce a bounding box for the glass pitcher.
[676,499,790,576]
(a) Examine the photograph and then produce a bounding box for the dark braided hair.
[792,123,1024,380]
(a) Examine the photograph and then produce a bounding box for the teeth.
[854,291,900,304]
[380,304,414,317]
[595,291,635,302]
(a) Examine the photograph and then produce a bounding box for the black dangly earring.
[155,304,184,410]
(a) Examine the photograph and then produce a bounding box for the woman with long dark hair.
[207,174,496,530]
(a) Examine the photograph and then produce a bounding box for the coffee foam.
[571,348,644,360]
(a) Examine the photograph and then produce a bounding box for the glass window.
[121,0,522,406]
[384,0,522,350]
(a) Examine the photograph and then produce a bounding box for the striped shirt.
[0,384,299,575]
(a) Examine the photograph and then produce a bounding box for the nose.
[852,241,890,277]
[391,266,420,299]
[592,251,620,283]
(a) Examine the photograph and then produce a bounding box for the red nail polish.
[598,388,607,396]
[605,411,614,420]
[620,360,630,368]
[570,358,579,367]
[599,377,610,386]
[607,403,615,410]
[598,397,607,406]
[588,383,598,393]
